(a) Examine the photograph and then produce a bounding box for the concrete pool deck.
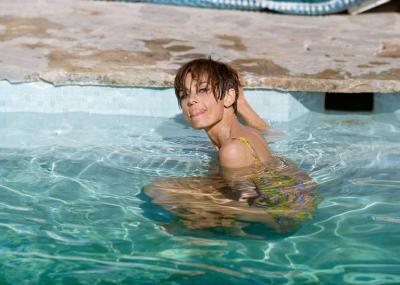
[0,0,399,93]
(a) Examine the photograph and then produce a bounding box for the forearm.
[221,167,260,203]
[237,98,269,131]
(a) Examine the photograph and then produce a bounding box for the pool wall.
[0,81,399,122]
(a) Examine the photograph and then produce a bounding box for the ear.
[223,88,236,108]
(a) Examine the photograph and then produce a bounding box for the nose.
[187,91,198,106]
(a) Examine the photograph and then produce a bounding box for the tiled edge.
[0,81,324,122]
[245,90,325,121]
[0,81,180,117]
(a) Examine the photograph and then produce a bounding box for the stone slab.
[0,0,399,93]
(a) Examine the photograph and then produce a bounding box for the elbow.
[255,121,269,132]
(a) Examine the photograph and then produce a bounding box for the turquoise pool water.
[0,111,399,284]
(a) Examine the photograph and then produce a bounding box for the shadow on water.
[171,113,189,129]
[157,113,190,135]
[136,190,174,224]
[153,113,211,149]
[155,113,207,139]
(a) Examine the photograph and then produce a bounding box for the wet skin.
[179,72,226,130]
[144,72,317,234]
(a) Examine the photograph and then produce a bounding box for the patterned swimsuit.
[231,136,316,221]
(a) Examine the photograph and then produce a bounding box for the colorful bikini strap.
[235,136,263,168]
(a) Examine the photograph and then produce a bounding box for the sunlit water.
[0,111,399,284]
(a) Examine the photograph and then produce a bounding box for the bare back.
[236,125,271,164]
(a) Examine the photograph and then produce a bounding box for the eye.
[199,87,209,94]
[179,91,188,100]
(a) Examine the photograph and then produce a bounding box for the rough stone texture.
[0,0,399,92]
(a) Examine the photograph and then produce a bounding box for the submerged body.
[222,137,316,221]
[143,58,318,235]
[144,154,317,234]
[145,131,317,234]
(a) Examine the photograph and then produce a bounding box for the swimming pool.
[0,84,399,284]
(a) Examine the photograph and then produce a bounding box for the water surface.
[0,112,399,284]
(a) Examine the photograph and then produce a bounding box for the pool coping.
[0,1,399,93]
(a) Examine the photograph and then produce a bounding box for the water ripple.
[0,112,399,284]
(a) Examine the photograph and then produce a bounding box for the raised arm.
[237,76,270,131]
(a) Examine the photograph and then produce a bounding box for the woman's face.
[180,72,225,129]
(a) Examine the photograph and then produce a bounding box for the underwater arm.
[143,176,245,230]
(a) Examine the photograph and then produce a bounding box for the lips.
[189,108,206,118]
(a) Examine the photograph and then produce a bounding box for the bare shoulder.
[219,139,254,168]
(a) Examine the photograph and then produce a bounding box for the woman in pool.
[144,58,317,235]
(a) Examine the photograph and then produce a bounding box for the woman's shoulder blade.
[219,139,254,168]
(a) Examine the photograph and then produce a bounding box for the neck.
[205,111,238,149]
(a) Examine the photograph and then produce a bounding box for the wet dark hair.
[174,58,241,115]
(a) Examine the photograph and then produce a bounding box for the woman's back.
[232,125,271,165]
